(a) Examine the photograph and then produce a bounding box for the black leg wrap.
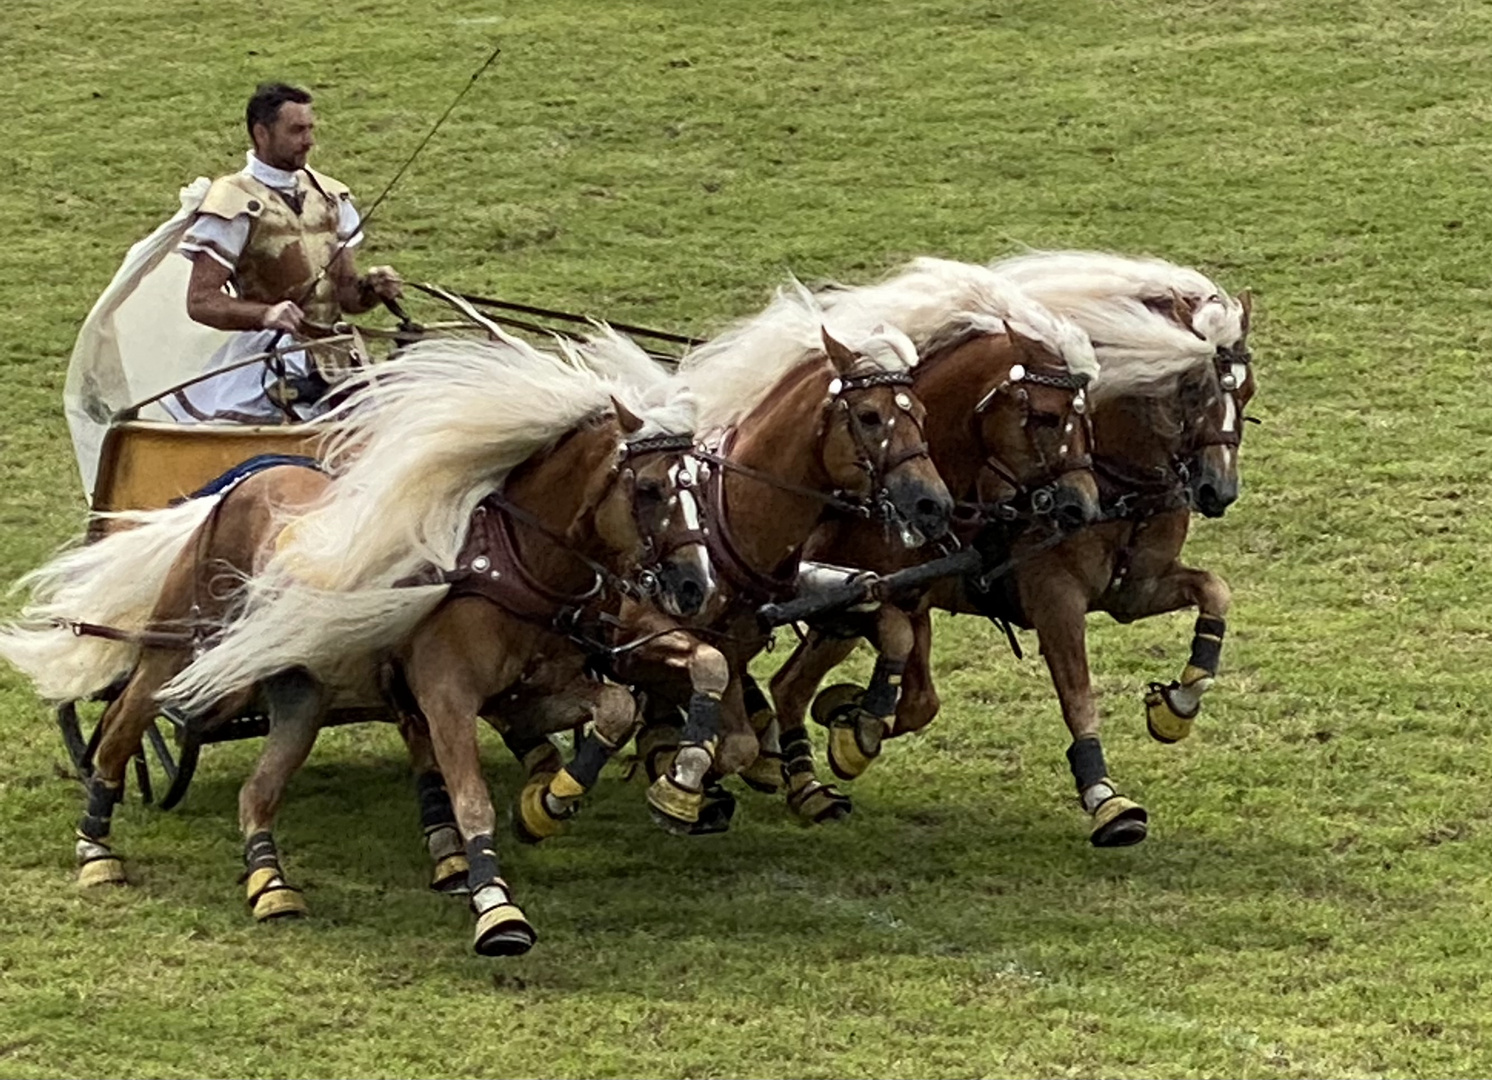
[1189,616,1226,674]
[78,777,120,842]
[741,673,770,717]
[781,731,815,776]
[415,771,455,831]
[244,829,280,872]
[681,691,722,744]
[1066,737,1108,794]
[465,833,500,887]
[566,732,615,789]
[862,656,906,717]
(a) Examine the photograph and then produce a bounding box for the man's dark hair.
[245,82,312,138]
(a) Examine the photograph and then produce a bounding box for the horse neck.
[723,361,834,576]
[502,419,617,590]
[913,335,1008,499]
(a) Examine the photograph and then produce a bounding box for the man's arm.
[332,250,403,316]
[186,253,303,333]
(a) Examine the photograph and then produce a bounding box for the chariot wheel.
[53,700,202,810]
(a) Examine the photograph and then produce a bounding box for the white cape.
[64,178,232,500]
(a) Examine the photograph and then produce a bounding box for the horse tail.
[0,497,220,703]
[157,580,450,715]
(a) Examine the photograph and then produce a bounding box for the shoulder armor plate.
[198,174,270,222]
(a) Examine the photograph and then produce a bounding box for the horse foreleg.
[813,605,916,782]
[736,670,782,795]
[513,682,640,844]
[405,612,534,958]
[647,641,731,834]
[769,629,856,825]
[1028,580,1148,848]
[1112,564,1232,744]
[390,709,471,897]
[238,668,327,921]
[889,608,939,736]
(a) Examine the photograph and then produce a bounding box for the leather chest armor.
[197,168,351,326]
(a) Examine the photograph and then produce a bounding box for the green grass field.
[4,1,1492,1076]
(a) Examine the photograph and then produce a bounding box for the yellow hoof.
[826,719,880,781]
[78,856,127,888]
[647,774,703,826]
[474,901,536,957]
[431,853,470,894]
[515,775,567,843]
[1145,683,1196,744]
[740,752,785,794]
[810,682,863,728]
[786,779,852,825]
[252,885,309,921]
[1090,795,1148,848]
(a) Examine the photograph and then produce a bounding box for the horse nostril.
[677,579,705,614]
[915,497,945,523]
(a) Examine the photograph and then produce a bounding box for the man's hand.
[261,300,305,334]
[362,265,404,301]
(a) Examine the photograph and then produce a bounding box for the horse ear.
[1168,289,1196,332]
[1237,289,1253,335]
[821,326,860,374]
[1001,319,1037,360]
[612,395,645,435]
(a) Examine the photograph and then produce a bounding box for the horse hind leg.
[769,628,856,825]
[238,667,327,921]
[736,672,784,795]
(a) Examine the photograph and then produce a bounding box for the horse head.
[819,326,954,546]
[968,322,1101,532]
[591,397,714,618]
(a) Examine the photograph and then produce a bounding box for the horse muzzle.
[882,469,954,546]
[1189,452,1240,518]
[654,544,715,618]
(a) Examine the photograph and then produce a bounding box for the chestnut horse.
[510,293,956,841]
[771,250,1255,845]
[2,331,712,957]
[732,258,1103,823]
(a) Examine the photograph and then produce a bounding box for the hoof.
[1090,795,1149,848]
[810,682,863,728]
[687,785,737,835]
[474,903,537,957]
[740,752,784,795]
[1145,681,1197,744]
[512,774,570,846]
[430,853,471,896]
[646,774,703,833]
[786,780,852,825]
[825,714,882,782]
[252,885,309,921]
[77,855,127,888]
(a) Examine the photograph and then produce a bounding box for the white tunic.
[163,153,363,423]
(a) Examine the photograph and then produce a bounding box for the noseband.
[615,432,707,603]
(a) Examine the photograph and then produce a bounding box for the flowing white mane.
[810,257,1099,385]
[160,328,697,712]
[679,282,917,430]
[990,250,1247,403]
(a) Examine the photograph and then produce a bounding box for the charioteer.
[167,82,404,423]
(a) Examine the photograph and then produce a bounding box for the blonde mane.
[679,282,917,431]
[160,328,697,712]
[810,257,1099,385]
[989,250,1248,404]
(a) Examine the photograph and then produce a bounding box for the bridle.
[963,361,1093,523]
[611,431,708,604]
[693,363,933,524]
[1098,341,1255,521]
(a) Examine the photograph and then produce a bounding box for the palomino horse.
[772,250,1255,845]
[2,332,712,957]
[509,291,956,841]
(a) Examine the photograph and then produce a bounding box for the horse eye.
[856,409,883,427]
[636,480,664,502]
[1029,412,1062,428]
